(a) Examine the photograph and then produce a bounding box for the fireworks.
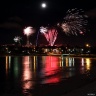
[36,26,48,46]
[23,26,34,46]
[14,36,22,43]
[61,8,88,35]
[40,27,58,46]
[40,26,48,33]
[24,26,34,36]
[22,8,88,46]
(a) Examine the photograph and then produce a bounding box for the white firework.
[14,36,22,43]
[40,26,48,34]
[23,26,34,46]
[24,26,34,36]
[61,8,88,35]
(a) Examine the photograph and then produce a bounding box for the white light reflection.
[68,58,75,67]
[64,57,75,78]
[80,58,85,74]
[59,57,75,67]
[81,58,84,66]
[22,56,33,90]
[9,56,11,69]
[69,58,72,66]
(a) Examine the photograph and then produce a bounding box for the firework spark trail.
[61,8,88,35]
[40,27,58,46]
[46,29,58,46]
[36,30,40,46]
[48,29,58,46]
[36,27,48,46]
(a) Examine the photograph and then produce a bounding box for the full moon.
[41,3,47,8]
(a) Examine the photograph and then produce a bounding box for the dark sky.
[0,0,96,46]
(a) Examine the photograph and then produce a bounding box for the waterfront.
[0,55,96,96]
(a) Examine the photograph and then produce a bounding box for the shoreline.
[0,53,96,58]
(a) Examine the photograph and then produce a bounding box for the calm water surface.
[0,55,96,96]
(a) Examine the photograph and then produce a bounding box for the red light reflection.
[42,56,61,84]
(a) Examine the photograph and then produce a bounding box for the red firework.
[44,28,58,46]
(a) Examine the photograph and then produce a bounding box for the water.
[0,55,96,96]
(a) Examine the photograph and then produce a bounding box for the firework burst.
[40,26,58,46]
[14,36,22,42]
[40,26,48,34]
[24,26,34,36]
[61,8,88,35]
[23,26,34,46]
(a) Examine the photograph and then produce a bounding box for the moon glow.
[41,3,47,8]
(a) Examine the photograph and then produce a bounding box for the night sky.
[0,0,96,46]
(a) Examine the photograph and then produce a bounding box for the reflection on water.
[66,57,68,67]
[79,58,91,74]
[42,56,59,76]
[5,56,92,82]
[14,57,20,79]
[86,58,91,70]
[41,56,61,84]
[81,58,84,66]
[3,56,94,95]
[5,56,11,77]
[22,56,33,91]
[80,58,84,74]
[33,56,36,71]
[6,56,9,75]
